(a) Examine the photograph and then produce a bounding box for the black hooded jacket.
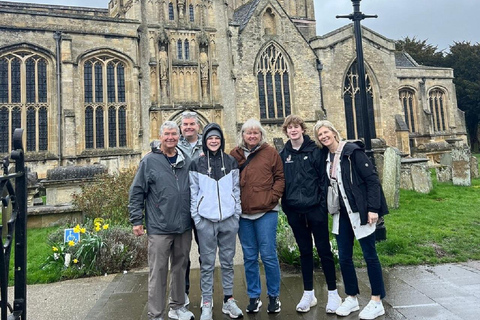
[279,135,328,214]
[337,141,389,225]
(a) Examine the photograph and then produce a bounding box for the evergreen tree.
[395,36,445,66]
[444,42,480,151]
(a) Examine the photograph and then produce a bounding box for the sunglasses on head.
[182,111,197,116]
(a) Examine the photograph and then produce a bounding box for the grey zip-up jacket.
[128,147,192,235]
[189,123,241,226]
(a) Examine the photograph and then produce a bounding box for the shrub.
[276,211,338,268]
[43,219,147,279]
[72,167,137,226]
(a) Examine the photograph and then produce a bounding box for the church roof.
[394,51,419,67]
[231,0,262,31]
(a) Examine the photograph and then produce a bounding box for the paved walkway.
[21,260,480,320]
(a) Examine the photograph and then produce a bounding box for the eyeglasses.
[182,111,197,116]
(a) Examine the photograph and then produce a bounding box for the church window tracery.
[399,88,417,133]
[256,43,291,120]
[429,88,447,131]
[83,56,127,150]
[184,40,190,60]
[0,50,49,154]
[343,60,376,140]
[189,4,194,22]
[177,40,183,59]
[169,2,175,21]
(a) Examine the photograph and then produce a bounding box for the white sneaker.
[222,298,243,318]
[200,301,213,320]
[335,296,359,316]
[168,306,195,320]
[359,300,385,319]
[326,290,342,313]
[296,290,317,312]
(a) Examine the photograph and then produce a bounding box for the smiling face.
[206,135,221,153]
[181,117,200,141]
[286,124,305,142]
[242,127,262,150]
[160,127,179,151]
[316,126,338,151]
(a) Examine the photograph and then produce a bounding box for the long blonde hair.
[313,120,342,148]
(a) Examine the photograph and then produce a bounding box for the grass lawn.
[8,226,61,285]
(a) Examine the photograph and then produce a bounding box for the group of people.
[128,111,388,320]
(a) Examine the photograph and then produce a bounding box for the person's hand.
[133,225,145,236]
[368,212,379,225]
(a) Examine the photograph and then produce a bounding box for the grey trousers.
[147,231,192,318]
[196,216,239,302]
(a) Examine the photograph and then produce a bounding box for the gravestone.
[451,146,471,186]
[411,164,433,193]
[470,156,479,179]
[382,147,400,209]
[436,165,452,182]
[400,158,430,192]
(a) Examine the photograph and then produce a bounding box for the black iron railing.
[0,128,27,320]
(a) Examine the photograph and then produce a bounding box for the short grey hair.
[237,118,267,148]
[181,110,198,123]
[313,120,342,148]
[160,121,180,136]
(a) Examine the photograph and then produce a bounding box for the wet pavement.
[80,260,480,320]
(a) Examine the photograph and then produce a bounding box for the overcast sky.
[2,0,478,52]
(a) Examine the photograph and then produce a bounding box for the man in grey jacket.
[129,121,194,320]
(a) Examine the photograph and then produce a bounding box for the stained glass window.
[343,61,376,140]
[84,57,128,149]
[256,44,291,120]
[0,52,49,154]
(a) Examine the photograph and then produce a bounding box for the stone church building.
[0,0,467,177]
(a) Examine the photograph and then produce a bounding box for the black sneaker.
[246,297,262,313]
[267,296,281,313]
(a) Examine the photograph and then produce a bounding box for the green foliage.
[72,167,137,226]
[443,42,480,151]
[42,220,148,280]
[276,211,337,268]
[395,36,445,66]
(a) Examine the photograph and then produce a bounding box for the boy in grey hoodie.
[189,123,243,320]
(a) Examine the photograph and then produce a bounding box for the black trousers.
[286,211,337,291]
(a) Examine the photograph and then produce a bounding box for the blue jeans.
[336,210,386,299]
[238,211,281,298]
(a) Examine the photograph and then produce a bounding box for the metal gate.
[0,128,27,320]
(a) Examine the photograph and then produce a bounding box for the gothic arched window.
[0,51,50,154]
[189,4,194,22]
[169,2,175,20]
[256,44,291,120]
[184,40,190,60]
[343,60,376,140]
[399,88,417,133]
[429,88,448,131]
[83,56,128,149]
[177,40,183,59]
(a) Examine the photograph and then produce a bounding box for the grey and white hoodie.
[189,123,241,225]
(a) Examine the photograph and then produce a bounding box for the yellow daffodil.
[95,226,101,232]
[103,224,109,230]
[73,259,78,264]
[73,224,81,233]
[80,228,86,234]
[52,246,59,252]
[68,240,75,247]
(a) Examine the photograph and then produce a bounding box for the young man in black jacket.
[279,115,341,314]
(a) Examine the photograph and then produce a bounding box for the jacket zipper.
[217,180,223,220]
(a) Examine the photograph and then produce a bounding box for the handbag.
[327,180,340,214]
[327,141,346,214]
